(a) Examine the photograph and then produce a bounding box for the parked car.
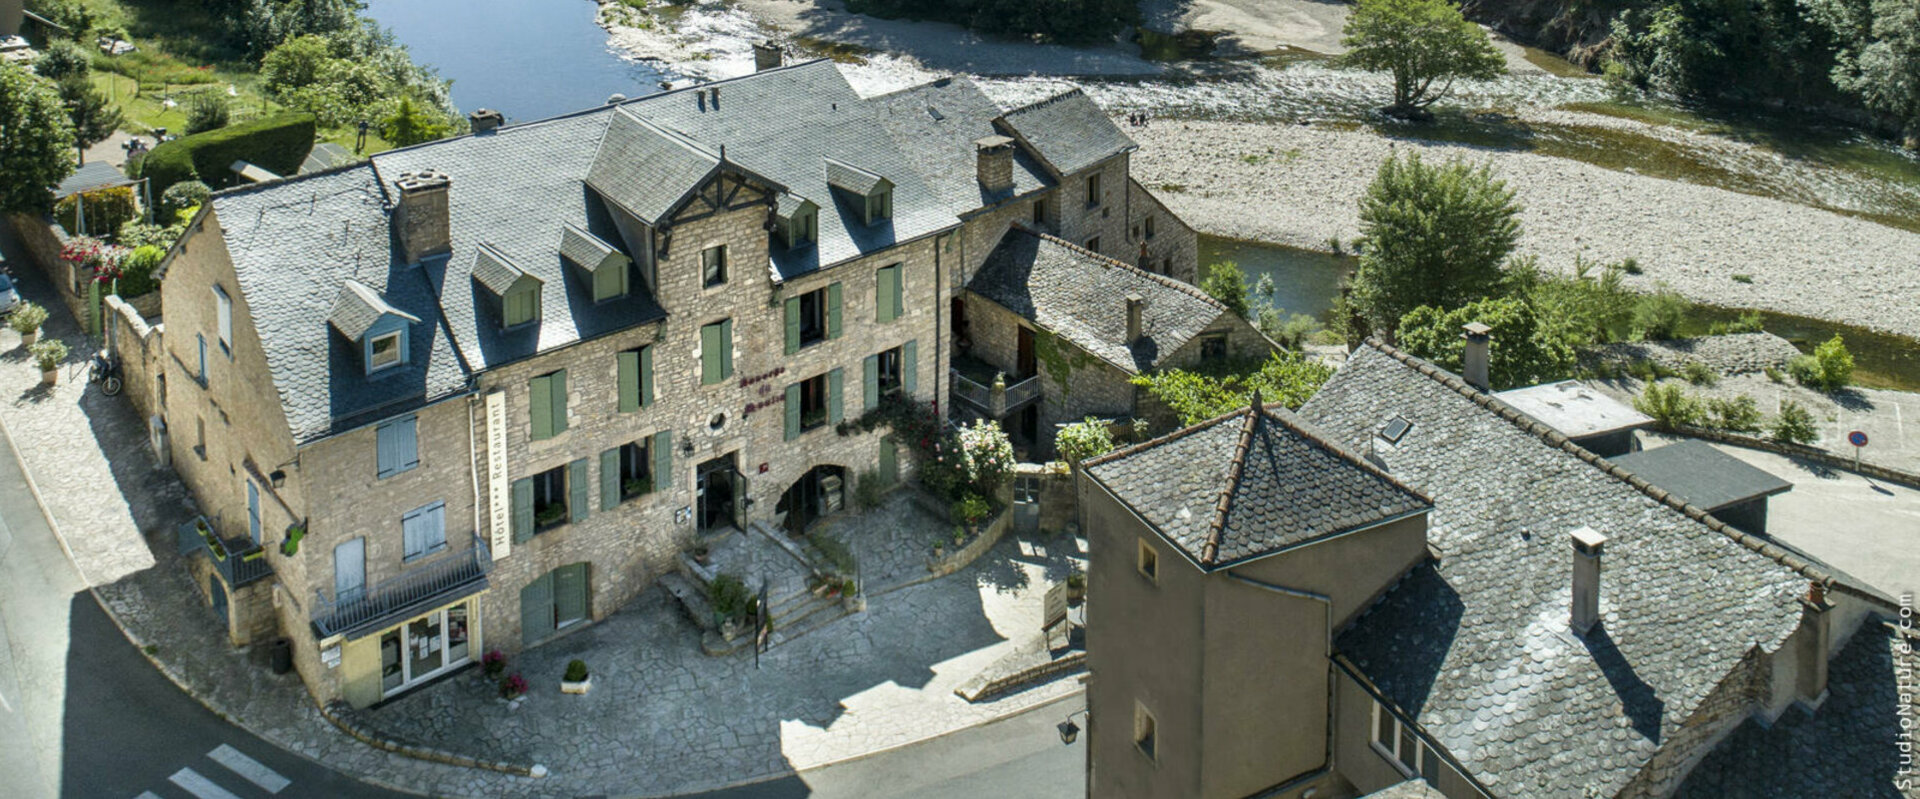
[0,273,19,317]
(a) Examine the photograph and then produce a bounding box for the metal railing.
[177,516,274,588]
[951,368,993,411]
[311,533,491,638]
[949,369,1043,418]
[1002,374,1043,410]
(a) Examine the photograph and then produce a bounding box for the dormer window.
[775,195,818,250]
[824,158,893,227]
[866,188,892,224]
[559,223,632,303]
[328,279,421,377]
[473,243,544,330]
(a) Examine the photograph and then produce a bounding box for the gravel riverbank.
[1129,117,1920,341]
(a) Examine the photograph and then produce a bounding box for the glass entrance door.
[380,601,477,699]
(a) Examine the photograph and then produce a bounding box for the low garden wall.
[105,295,165,425]
[927,501,1012,578]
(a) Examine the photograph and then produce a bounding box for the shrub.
[1707,311,1764,336]
[1764,364,1787,384]
[1132,351,1335,427]
[1396,296,1577,390]
[951,492,993,526]
[116,245,167,298]
[161,180,213,219]
[31,339,69,372]
[117,220,179,250]
[708,573,752,623]
[10,302,49,335]
[564,660,588,682]
[809,532,856,577]
[33,40,91,81]
[853,469,885,510]
[1788,335,1853,391]
[184,92,231,135]
[141,113,318,196]
[1633,382,1700,430]
[954,419,1015,496]
[1629,286,1689,340]
[1199,261,1251,320]
[1625,358,1676,382]
[1706,395,1762,433]
[1056,417,1116,466]
[1682,361,1717,386]
[1770,399,1818,445]
[1258,308,1322,351]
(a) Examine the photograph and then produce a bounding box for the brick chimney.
[393,171,451,264]
[1570,526,1607,635]
[975,135,1015,194]
[468,109,504,135]
[1461,321,1492,391]
[753,41,782,72]
[1125,293,1145,345]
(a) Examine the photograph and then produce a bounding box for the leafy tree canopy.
[1349,152,1522,335]
[1200,261,1252,320]
[1341,0,1506,116]
[1132,351,1335,428]
[0,65,79,215]
[1395,296,1577,390]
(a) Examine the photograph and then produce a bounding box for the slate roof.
[327,279,420,340]
[1609,441,1793,512]
[208,165,471,444]
[585,108,723,226]
[1297,341,1828,798]
[1084,401,1430,569]
[998,88,1136,176]
[824,158,889,196]
[967,226,1223,374]
[558,222,622,272]
[869,76,1052,215]
[1360,781,1447,799]
[471,243,535,297]
[55,160,135,199]
[1674,623,1920,799]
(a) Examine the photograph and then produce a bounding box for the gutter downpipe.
[1226,571,1337,792]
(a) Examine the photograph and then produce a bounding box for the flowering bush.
[1056,417,1116,466]
[481,649,506,680]
[954,419,1014,495]
[61,236,125,272]
[498,672,528,700]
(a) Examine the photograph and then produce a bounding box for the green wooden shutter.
[826,283,842,339]
[875,267,894,323]
[511,477,534,543]
[902,340,918,397]
[891,265,904,320]
[554,563,588,626]
[600,448,620,511]
[520,572,554,645]
[528,374,552,440]
[618,350,640,413]
[863,354,880,411]
[719,319,734,380]
[553,369,569,435]
[569,458,590,523]
[829,368,844,426]
[879,435,899,485]
[785,383,802,441]
[639,345,654,407]
[784,297,801,355]
[653,430,673,493]
[701,323,722,385]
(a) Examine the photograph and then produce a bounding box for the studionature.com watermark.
[1899,593,1914,791]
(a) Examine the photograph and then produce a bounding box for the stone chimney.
[468,109,504,135]
[1125,293,1145,345]
[1461,321,1492,391]
[393,171,451,265]
[753,41,783,72]
[975,135,1015,194]
[1795,580,1833,706]
[1570,526,1607,635]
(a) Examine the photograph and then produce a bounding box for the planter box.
[560,676,591,695]
[927,503,1013,578]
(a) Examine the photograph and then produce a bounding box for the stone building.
[154,59,1198,708]
[956,225,1272,455]
[1079,336,1916,798]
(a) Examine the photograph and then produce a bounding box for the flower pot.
[561,675,591,695]
[843,594,866,612]
[20,331,37,348]
[41,368,57,385]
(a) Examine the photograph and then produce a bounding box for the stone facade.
[1129,179,1198,284]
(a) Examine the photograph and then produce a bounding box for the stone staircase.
[660,521,860,654]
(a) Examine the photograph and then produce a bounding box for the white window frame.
[213,284,233,355]
[1371,701,1439,781]
[369,331,403,371]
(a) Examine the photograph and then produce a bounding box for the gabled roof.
[328,279,421,340]
[1298,341,1830,798]
[471,243,539,297]
[1085,400,1430,570]
[823,158,890,196]
[996,88,1136,176]
[558,222,625,273]
[967,226,1224,374]
[869,77,1052,215]
[586,109,723,227]
[774,193,817,219]
[1609,441,1793,512]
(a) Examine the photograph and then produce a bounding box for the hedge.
[141,113,318,196]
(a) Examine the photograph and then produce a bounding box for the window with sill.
[528,369,568,440]
[783,284,841,354]
[513,461,587,539]
[402,501,447,560]
[600,430,671,511]
[700,320,734,385]
[369,331,403,370]
[862,341,917,411]
[213,283,233,355]
[617,346,654,412]
[874,264,903,323]
[865,188,893,225]
[702,244,728,288]
[1144,215,1156,239]
[503,284,540,328]
[1086,173,1102,208]
[785,369,843,440]
[1033,200,1046,225]
[1372,701,1441,783]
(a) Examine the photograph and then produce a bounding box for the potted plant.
[499,672,528,701]
[534,503,567,528]
[840,578,864,612]
[482,649,506,681]
[281,522,306,556]
[692,544,711,566]
[31,339,67,385]
[623,476,652,497]
[10,302,48,347]
[561,659,591,694]
[1066,570,1087,603]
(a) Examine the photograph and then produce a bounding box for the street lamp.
[1057,709,1089,745]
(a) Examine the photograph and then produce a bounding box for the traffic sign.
[1848,431,1868,447]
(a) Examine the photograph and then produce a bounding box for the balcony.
[311,533,491,639]
[950,356,1043,420]
[176,516,274,588]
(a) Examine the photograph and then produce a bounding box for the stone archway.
[776,464,847,535]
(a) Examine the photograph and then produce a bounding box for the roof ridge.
[1203,399,1263,564]
[1357,338,1834,586]
[1083,403,1250,469]
[1260,401,1434,506]
[1007,222,1228,313]
[1001,86,1087,116]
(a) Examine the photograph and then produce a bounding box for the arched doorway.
[778,464,846,535]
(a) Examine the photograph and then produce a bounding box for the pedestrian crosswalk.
[131,743,291,799]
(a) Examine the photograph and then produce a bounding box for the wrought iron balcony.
[950,368,1043,419]
[311,533,491,639]
[176,516,273,588]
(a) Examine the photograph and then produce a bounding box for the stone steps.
[659,572,715,632]
[768,602,855,649]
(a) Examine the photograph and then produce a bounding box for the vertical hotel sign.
[486,390,511,559]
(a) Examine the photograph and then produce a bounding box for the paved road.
[0,412,414,799]
[685,693,1086,798]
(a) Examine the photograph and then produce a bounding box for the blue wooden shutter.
[600,447,620,511]
[529,374,553,440]
[829,368,844,425]
[398,417,418,471]
[511,477,534,543]
[639,344,654,407]
[334,538,365,601]
[785,383,802,441]
[403,505,425,559]
[569,458,590,524]
[246,480,261,544]
[863,354,879,411]
[902,339,918,397]
[618,350,640,413]
[784,297,801,355]
[653,430,673,493]
[826,283,842,339]
[550,369,569,435]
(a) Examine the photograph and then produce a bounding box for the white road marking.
[0,686,12,713]
[209,743,291,793]
[133,792,163,799]
[168,767,244,799]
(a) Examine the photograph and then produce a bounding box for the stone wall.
[1127,179,1198,283]
[1619,646,1771,798]
[103,294,165,429]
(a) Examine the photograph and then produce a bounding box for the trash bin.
[271,638,293,675]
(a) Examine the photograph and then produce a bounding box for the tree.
[1634,382,1702,430]
[1200,261,1252,320]
[1349,152,1521,335]
[1340,0,1506,117]
[1131,351,1335,428]
[381,96,451,147]
[0,65,78,215]
[1395,296,1576,390]
[1808,0,1920,146]
[185,92,231,135]
[261,34,333,97]
[1056,417,1117,467]
[33,40,92,82]
[58,74,122,151]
